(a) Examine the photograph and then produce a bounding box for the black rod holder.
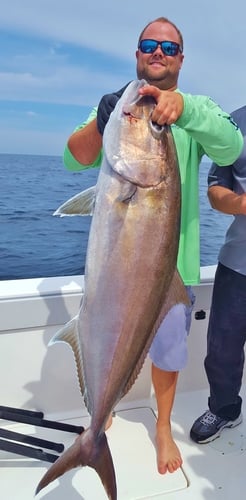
[0,405,85,463]
[0,438,59,463]
[0,428,64,453]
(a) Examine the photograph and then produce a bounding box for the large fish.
[36,79,189,499]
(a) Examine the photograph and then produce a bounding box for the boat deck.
[1,387,245,500]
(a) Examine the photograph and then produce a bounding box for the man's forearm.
[67,118,102,166]
[208,185,246,215]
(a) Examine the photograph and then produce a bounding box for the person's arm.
[67,118,102,165]
[207,156,246,215]
[175,92,244,166]
[140,86,243,166]
[63,83,131,172]
[208,185,246,215]
[138,86,243,165]
[63,107,103,171]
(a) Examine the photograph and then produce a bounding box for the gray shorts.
[149,286,195,371]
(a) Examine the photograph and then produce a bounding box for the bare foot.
[155,422,182,474]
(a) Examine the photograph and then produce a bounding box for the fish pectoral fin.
[49,315,85,398]
[53,185,97,216]
[35,429,117,500]
[116,180,137,203]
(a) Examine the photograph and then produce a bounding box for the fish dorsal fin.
[121,269,190,398]
[53,185,96,216]
[49,316,86,401]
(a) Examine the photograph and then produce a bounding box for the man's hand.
[138,85,184,125]
[97,82,131,135]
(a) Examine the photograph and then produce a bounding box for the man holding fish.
[63,17,243,478]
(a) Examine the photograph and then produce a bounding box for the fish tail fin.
[93,432,117,500]
[35,428,117,500]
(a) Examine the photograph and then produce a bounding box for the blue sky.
[1,0,245,156]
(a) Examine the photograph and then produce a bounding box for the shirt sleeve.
[63,107,103,171]
[176,92,244,166]
[207,162,234,189]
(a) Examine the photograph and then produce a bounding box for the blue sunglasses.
[138,39,182,57]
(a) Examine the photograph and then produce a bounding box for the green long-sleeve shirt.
[63,91,243,285]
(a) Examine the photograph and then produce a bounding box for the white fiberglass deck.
[1,387,246,500]
[1,270,245,499]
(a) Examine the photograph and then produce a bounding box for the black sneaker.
[190,410,243,443]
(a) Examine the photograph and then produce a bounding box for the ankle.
[156,420,172,435]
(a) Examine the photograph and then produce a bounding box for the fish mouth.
[122,99,141,117]
[122,105,167,139]
[122,96,156,120]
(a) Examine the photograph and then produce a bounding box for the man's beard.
[137,68,172,88]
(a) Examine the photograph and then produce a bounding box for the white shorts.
[149,287,195,371]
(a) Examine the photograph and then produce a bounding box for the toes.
[158,463,168,474]
[167,458,182,473]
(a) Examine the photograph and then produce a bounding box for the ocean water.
[1,153,232,281]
